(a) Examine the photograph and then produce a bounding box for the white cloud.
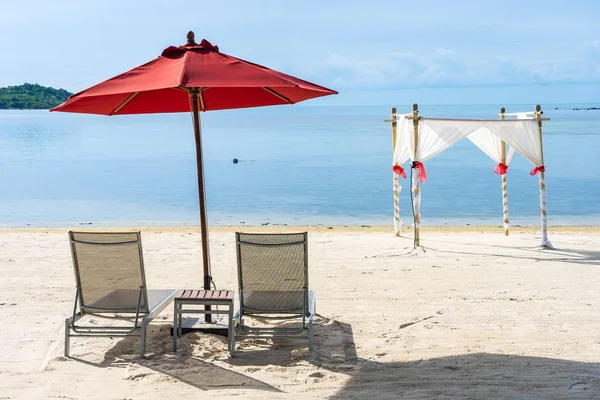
[585,40,600,52]
[321,46,600,89]
[324,53,406,86]
[388,52,417,59]
[433,48,454,58]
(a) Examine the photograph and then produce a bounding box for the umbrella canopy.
[51,32,336,115]
[51,32,337,305]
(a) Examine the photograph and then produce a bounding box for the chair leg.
[308,291,316,352]
[140,319,148,359]
[64,317,71,357]
[229,305,235,358]
[309,320,313,352]
[173,302,178,353]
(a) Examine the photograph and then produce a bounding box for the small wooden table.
[173,289,235,357]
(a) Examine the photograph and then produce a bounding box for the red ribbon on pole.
[392,164,406,179]
[413,161,427,183]
[530,165,545,176]
[494,163,508,175]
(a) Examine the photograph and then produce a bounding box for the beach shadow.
[329,353,600,399]
[63,314,358,393]
[59,317,600,398]
[226,315,358,367]
[427,246,600,266]
[414,237,600,266]
[67,326,282,393]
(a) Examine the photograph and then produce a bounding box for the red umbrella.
[52,31,337,301]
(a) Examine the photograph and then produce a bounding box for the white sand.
[1,227,600,399]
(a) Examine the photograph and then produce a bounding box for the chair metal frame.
[234,232,316,351]
[64,231,175,358]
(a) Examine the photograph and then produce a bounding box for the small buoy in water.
[233,158,239,164]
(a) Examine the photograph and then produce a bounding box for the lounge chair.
[234,232,316,351]
[64,231,176,358]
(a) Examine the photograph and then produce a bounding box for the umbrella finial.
[186,31,196,45]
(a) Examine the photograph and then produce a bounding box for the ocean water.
[1,104,599,228]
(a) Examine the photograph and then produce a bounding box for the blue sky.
[1,0,599,105]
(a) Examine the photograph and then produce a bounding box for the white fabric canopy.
[391,115,550,248]
[467,127,515,165]
[393,118,542,168]
[412,119,476,161]
[392,115,412,166]
[480,120,542,167]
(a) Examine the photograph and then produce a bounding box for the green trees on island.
[0,83,72,109]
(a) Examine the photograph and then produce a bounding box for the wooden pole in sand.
[391,108,401,236]
[189,87,213,322]
[500,107,509,236]
[535,104,551,247]
[411,104,421,247]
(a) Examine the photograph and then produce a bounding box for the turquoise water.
[1,104,599,227]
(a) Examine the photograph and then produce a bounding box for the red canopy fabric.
[51,38,337,115]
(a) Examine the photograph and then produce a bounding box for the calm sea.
[1,104,599,228]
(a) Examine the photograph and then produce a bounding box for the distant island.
[0,83,72,110]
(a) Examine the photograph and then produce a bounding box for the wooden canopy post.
[391,108,402,236]
[411,104,421,247]
[499,107,509,236]
[535,104,551,248]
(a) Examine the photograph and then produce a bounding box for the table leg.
[178,303,183,337]
[229,304,235,358]
[173,301,178,352]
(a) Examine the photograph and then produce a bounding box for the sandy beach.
[1,226,600,399]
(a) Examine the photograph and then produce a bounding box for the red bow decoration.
[530,165,545,176]
[392,164,406,179]
[494,163,508,175]
[413,161,427,183]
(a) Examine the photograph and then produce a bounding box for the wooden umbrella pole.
[411,104,421,247]
[190,89,213,321]
[500,107,509,236]
[391,107,401,236]
[535,104,551,248]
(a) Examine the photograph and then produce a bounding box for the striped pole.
[500,107,509,236]
[411,104,421,247]
[393,173,402,235]
[502,171,509,235]
[535,104,552,248]
[391,108,401,236]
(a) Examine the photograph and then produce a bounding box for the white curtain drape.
[467,127,515,165]
[516,112,536,119]
[481,120,542,167]
[392,115,411,235]
[393,116,412,165]
[393,118,541,168]
[483,118,551,248]
[467,127,515,235]
[411,119,474,161]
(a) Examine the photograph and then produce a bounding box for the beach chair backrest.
[69,231,149,314]
[236,232,308,313]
